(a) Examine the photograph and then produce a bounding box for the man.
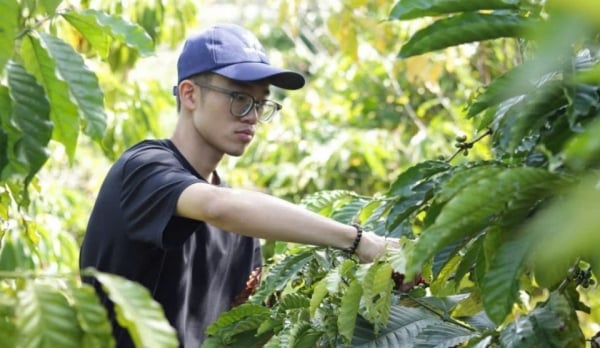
[80,23,392,347]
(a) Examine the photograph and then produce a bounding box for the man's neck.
[169,133,223,182]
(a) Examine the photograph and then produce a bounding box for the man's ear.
[178,80,197,110]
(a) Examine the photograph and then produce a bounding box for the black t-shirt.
[79,139,262,347]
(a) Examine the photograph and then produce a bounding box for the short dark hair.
[176,73,215,112]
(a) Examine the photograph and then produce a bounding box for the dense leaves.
[1,0,600,347]
[206,0,600,346]
[0,2,179,347]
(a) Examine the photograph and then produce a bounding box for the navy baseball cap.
[174,24,305,94]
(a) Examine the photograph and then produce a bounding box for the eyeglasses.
[193,81,282,123]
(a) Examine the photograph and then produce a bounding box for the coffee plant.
[0,1,189,346]
[203,0,600,347]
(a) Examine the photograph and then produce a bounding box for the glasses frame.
[192,81,282,123]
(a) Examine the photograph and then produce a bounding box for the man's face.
[192,74,271,157]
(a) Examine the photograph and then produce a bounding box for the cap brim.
[213,62,305,90]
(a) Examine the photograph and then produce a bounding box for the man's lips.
[235,129,255,142]
[235,129,255,136]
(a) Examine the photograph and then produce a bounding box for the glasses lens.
[257,102,276,122]
[230,93,254,117]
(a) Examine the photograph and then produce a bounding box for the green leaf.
[39,0,62,16]
[575,62,600,84]
[0,231,36,271]
[481,235,534,324]
[386,180,435,234]
[434,162,504,203]
[331,198,368,224]
[0,86,11,174]
[300,190,354,215]
[0,0,18,73]
[280,293,310,311]
[17,282,83,347]
[4,61,52,182]
[338,278,363,343]
[62,9,154,58]
[70,283,115,348]
[250,250,314,304]
[388,160,451,197]
[36,33,106,142]
[467,61,545,117]
[453,236,484,288]
[93,271,178,348]
[408,166,562,278]
[400,13,538,57]
[288,324,322,348]
[498,80,567,152]
[204,303,270,344]
[413,323,479,347]
[21,34,80,160]
[564,112,600,171]
[566,84,600,130]
[362,262,393,329]
[0,293,17,348]
[309,278,328,317]
[499,292,585,347]
[390,0,519,20]
[351,304,441,347]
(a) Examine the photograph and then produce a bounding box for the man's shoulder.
[125,139,172,156]
[119,139,179,165]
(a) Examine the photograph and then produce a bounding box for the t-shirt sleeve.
[119,147,202,247]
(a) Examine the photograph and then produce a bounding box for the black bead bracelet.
[344,224,363,255]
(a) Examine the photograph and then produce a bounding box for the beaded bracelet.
[344,224,363,255]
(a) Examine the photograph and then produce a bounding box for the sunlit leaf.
[39,0,62,16]
[17,282,83,347]
[467,61,544,117]
[93,271,178,348]
[70,284,115,348]
[36,33,106,142]
[529,176,600,287]
[309,278,328,317]
[0,0,18,73]
[0,231,36,271]
[390,0,519,20]
[399,13,537,57]
[0,293,17,348]
[362,262,393,328]
[408,166,563,278]
[21,34,80,160]
[338,278,363,343]
[331,198,368,224]
[62,9,154,58]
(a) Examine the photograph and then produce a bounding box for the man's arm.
[176,183,391,263]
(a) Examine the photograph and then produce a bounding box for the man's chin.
[226,149,246,157]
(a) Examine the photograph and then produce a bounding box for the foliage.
[1,0,600,347]
[205,0,600,346]
[0,0,195,345]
